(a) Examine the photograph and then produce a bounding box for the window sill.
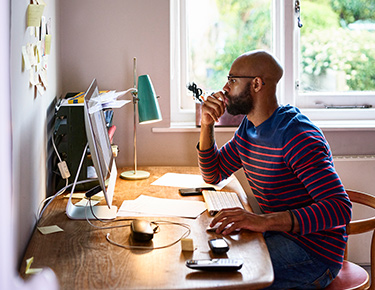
[152,122,237,133]
[313,120,375,131]
[152,119,375,133]
[300,108,375,121]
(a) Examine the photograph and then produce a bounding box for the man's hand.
[199,91,226,151]
[200,92,226,126]
[210,207,298,235]
[210,208,268,235]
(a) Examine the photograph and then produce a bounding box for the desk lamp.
[120,58,162,180]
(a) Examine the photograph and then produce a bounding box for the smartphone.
[179,187,216,196]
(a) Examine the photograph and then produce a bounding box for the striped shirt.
[198,105,352,266]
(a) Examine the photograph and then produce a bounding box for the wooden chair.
[325,189,375,290]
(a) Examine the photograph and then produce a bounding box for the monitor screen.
[66,79,117,220]
[83,79,116,208]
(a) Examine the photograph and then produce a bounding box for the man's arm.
[198,92,226,151]
[199,123,215,151]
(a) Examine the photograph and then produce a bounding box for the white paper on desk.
[151,173,233,190]
[117,195,207,218]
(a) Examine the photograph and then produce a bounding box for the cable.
[84,199,135,229]
[51,133,63,163]
[52,135,191,251]
[37,131,69,223]
[85,198,191,250]
[67,143,89,208]
[36,178,98,224]
[105,221,191,250]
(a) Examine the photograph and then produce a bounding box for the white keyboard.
[202,190,244,216]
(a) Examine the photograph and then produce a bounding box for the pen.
[187,82,203,103]
[187,82,222,103]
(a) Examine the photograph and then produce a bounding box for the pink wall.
[59,0,183,168]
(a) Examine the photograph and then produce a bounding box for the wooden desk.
[20,167,273,289]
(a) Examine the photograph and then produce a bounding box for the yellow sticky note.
[27,4,45,27]
[45,34,51,55]
[37,225,63,235]
[25,257,43,275]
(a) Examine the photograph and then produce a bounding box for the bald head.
[232,50,283,86]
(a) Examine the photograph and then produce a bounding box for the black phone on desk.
[179,187,216,196]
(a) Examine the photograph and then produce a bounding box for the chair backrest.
[346,189,375,290]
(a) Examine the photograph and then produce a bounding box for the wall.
[1,0,15,286]
[60,0,174,168]
[10,0,60,266]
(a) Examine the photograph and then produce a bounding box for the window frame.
[170,0,375,126]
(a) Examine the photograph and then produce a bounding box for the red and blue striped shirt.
[198,105,352,266]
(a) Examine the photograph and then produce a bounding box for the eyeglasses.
[227,75,265,86]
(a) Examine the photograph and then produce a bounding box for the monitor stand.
[66,201,117,220]
[65,152,118,220]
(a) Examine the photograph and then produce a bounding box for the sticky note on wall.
[45,34,51,55]
[27,4,45,27]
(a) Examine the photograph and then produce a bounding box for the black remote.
[186,258,243,271]
[208,238,229,254]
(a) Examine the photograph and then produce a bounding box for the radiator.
[334,155,375,265]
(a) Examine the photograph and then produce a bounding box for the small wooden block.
[181,238,195,251]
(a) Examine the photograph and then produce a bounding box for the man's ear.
[253,77,263,93]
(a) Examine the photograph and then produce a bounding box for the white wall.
[10,0,60,265]
[1,1,15,287]
[3,0,58,288]
[59,0,174,167]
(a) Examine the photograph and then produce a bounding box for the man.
[197,50,352,289]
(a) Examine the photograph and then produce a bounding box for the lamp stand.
[120,58,150,180]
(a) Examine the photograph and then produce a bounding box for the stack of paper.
[150,173,232,189]
[117,195,206,218]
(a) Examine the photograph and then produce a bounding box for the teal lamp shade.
[137,75,162,124]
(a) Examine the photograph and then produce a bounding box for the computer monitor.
[66,79,118,219]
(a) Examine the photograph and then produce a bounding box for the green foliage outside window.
[202,0,375,92]
[301,0,375,91]
[205,0,272,89]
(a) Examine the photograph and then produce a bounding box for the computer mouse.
[131,220,154,241]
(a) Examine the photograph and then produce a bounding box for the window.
[171,0,375,125]
[296,0,375,112]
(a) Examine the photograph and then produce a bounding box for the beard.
[225,83,254,116]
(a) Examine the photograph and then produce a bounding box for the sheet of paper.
[36,83,45,95]
[102,99,131,109]
[26,43,37,66]
[117,195,207,218]
[151,173,233,190]
[37,225,63,235]
[39,68,48,87]
[74,199,100,207]
[64,192,104,201]
[22,46,31,70]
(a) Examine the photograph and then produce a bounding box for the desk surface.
[20,166,273,289]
